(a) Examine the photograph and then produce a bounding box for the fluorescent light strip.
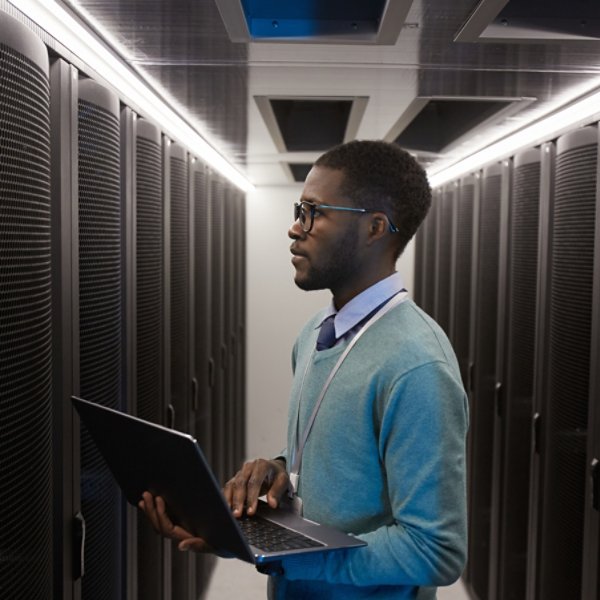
[428,88,600,188]
[14,0,255,193]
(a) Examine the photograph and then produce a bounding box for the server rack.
[0,11,54,599]
[134,118,165,600]
[421,188,439,317]
[528,126,598,600]
[77,77,124,600]
[582,131,600,598]
[466,162,507,600]
[210,173,227,484]
[50,56,80,600]
[449,174,476,389]
[434,183,455,335]
[489,150,542,600]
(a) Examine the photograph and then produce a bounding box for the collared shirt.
[316,272,408,348]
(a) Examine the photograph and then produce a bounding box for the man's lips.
[290,247,308,265]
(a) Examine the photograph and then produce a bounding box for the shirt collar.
[317,272,406,338]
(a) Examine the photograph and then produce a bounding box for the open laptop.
[72,396,366,566]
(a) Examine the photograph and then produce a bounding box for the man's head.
[313,140,432,259]
[289,140,431,307]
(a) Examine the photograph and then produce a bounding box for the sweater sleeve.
[281,360,469,587]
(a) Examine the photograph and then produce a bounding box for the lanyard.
[289,291,407,494]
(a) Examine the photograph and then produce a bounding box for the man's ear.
[366,214,388,243]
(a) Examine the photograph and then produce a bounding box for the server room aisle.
[205,557,471,599]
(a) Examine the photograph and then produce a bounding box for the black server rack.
[435,183,455,334]
[135,118,165,600]
[412,221,425,307]
[528,126,598,600]
[210,173,226,484]
[582,134,600,599]
[234,188,247,469]
[421,189,438,317]
[0,12,54,599]
[223,184,236,478]
[191,158,218,597]
[167,142,196,600]
[489,149,541,600]
[192,160,212,463]
[466,162,506,600]
[77,78,124,600]
[449,174,476,389]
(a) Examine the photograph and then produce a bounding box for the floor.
[206,556,471,599]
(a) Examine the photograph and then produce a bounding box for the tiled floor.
[206,557,470,599]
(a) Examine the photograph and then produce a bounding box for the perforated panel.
[194,166,211,455]
[135,132,163,600]
[539,139,597,600]
[469,171,502,600]
[0,37,53,599]
[78,95,123,600]
[436,188,453,333]
[169,151,189,430]
[210,175,226,484]
[136,135,163,425]
[169,150,190,600]
[498,156,540,600]
[452,180,474,386]
[422,201,437,317]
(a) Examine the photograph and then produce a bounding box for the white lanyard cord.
[289,291,407,492]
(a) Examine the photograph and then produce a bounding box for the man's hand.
[138,491,212,552]
[223,458,290,518]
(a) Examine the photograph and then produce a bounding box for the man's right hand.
[223,458,290,518]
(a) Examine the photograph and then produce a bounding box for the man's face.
[288,166,362,293]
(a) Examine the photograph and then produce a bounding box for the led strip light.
[13,0,255,193]
[428,85,600,188]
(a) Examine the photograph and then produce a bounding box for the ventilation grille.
[194,167,211,455]
[169,153,189,431]
[136,136,163,425]
[136,135,164,600]
[452,181,474,386]
[540,141,597,600]
[470,171,502,600]
[0,41,53,598]
[78,97,123,600]
[499,157,540,598]
[422,203,438,317]
[210,176,225,484]
[436,189,454,333]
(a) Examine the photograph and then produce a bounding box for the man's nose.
[288,217,305,240]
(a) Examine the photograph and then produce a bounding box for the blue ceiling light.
[215,0,413,45]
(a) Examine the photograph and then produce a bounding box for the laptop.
[72,396,366,566]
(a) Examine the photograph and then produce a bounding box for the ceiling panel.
[61,0,600,186]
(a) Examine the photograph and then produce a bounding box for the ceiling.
[62,0,600,188]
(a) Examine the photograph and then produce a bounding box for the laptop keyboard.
[239,516,324,553]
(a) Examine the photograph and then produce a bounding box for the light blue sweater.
[270,299,468,599]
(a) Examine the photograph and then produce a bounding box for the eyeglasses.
[294,200,399,234]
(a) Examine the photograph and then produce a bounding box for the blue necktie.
[316,315,337,351]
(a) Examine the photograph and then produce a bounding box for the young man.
[141,140,468,599]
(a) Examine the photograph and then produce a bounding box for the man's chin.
[293,275,326,292]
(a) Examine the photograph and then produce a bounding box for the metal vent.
[456,0,600,42]
[255,95,367,154]
[386,96,533,154]
[215,0,413,44]
[288,163,313,182]
[78,84,123,600]
[0,14,53,598]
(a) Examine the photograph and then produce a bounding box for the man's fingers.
[266,470,291,508]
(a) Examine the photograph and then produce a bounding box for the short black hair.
[314,140,431,258]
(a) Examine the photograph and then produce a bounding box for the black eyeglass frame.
[294,200,400,234]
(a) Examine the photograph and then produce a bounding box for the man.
[141,140,468,599]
